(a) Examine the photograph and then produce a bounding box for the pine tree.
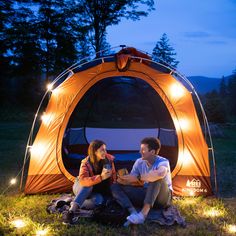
[0,0,15,104]
[0,1,14,76]
[152,33,179,68]
[227,68,236,117]
[219,76,228,97]
[203,90,227,123]
[1,3,43,104]
[73,0,155,57]
[36,0,78,79]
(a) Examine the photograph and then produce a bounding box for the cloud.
[184,31,210,38]
[143,41,156,46]
[207,40,227,45]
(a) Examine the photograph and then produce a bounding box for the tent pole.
[20,91,49,192]
[191,90,218,196]
[171,72,218,197]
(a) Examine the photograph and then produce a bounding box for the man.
[112,137,172,225]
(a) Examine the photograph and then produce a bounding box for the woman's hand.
[101,168,112,181]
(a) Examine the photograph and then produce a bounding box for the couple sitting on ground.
[63,137,173,225]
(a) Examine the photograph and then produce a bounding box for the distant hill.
[187,76,230,94]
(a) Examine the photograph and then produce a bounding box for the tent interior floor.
[64,159,135,177]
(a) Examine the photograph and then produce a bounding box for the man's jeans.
[72,178,104,209]
[111,178,172,209]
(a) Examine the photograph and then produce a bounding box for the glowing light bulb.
[227,224,236,234]
[203,208,224,218]
[170,83,185,99]
[179,118,189,130]
[182,149,193,167]
[11,219,26,228]
[41,113,52,125]
[189,190,194,196]
[52,88,60,95]
[30,144,45,156]
[10,178,17,185]
[36,228,49,236]
[47,83,53,91]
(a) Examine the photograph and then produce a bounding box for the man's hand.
[101,169,112,181]
[141,166,167,182]
[117,174,138,185]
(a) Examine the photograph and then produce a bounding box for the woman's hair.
[88,140,106,173]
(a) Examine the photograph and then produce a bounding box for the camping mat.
[46,194,186,227]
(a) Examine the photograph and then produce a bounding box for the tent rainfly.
[22,47,216,196]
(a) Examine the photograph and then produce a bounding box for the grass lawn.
[0,118,236,235]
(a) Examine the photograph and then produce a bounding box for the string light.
[179,118,189,130]
[30,143,45,156]
[179,149,193,167]
[169,83,185,99]
[11,219,26,228]
[173,117,190,133]
[41,113,52,125]
[203,208,224,218]
[227,224,236,234]
[35,228,49,236]
[52,87,61,95]
[27,145,32,151]
[189,190,194,196]
[10,178,17,185]
[1,174,22,194]
[47,83,53,91]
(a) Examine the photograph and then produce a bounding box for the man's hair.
[141,137,161,154]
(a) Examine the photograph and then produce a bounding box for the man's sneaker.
[62,210,79,225]
[126,212,145,224]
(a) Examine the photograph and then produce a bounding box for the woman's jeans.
[111,178,172,209]
[72,178,104,209]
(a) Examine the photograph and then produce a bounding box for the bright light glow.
[170,83,185,99]
[182,149,193,167]
[11,219,26,228]
[227,224,236,234]
[41,113,52,125]
[179,118,189,130]
[203,208,224,218]
[189,190,194,196]
[181,198,197,205]
[47,83,53,91]
[30,144,45,156]
[36,228,49,236]
[52,88,60,95]
[10,178,17,185]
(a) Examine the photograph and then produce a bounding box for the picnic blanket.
[46,194,186,227]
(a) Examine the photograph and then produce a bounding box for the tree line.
[0,0,155,106]
[7,0,234,124]
[202,72,236,123]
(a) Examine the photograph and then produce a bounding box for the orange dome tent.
[22,47,216,196]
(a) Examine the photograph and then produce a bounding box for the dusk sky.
[107,0,236,78]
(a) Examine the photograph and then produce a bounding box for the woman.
[63,140,116,224]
